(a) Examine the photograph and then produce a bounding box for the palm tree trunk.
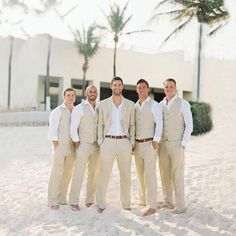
[82,61,88,98]
[45,35,52,110]
[7,37,14,110]
[197,23,203,100]
[113,40,117,77]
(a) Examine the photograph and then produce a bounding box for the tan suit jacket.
[97,96,135,146]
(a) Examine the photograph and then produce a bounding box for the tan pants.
[134,141,158,209]
[69,142,99,205]
[158,140,185,211]
[48,144,75,206]
[96,138,132,209]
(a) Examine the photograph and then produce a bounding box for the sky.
[0,0,236,61]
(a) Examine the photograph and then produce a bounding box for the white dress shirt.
[70,100,99,142]
[106,101,126,136]
[163,95,193,147]
[136,96,163,142]
[48,103,73,141]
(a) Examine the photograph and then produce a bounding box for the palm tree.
[1,1,28,110]
[151,0,229,100]
[100,1,149,77]
[74,25,100,97]
[1,0,61,110]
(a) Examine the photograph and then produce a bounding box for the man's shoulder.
[180,98,191,107]
[123,98,135,106]
[50,105,62,113]
[100,97,111,106]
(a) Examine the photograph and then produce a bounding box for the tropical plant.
[100,1,149,77]
[74,25,100,97]
[1,0,61,110]
[151,0,229,100]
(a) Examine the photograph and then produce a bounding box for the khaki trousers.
[96,138,132,209]
[48,144,75,206]
[158,140,185,211]
[69,142,99,205]
[134,141,158,209]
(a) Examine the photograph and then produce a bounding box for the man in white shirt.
[68,85,99,211]
[48,88,76,210]
[134,79,163,216]
[158,78,193,214]
[96,77,135,213]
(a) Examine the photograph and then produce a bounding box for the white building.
[0,35,194,111]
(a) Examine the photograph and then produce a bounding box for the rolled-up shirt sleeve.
[70,105,83,142]
[181,100,193,147]
[48,107,61,141]
[152,102,163,142]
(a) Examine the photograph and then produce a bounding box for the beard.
[88,96,97,101]
[112,90,122,96]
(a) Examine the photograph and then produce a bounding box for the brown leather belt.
[105,135,127,139]
[135,138,153,143]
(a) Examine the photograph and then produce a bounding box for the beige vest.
[160,97,184,141]
[58,106,73,144]
[135,99,155,139]
[78,102,98,143]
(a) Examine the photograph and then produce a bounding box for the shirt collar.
[61,102,74,111]
[164,95,178,105]
[84,99,99,110]
[136,96,151,106]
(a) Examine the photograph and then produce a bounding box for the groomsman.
[158,78,193,214]
[69,85,99,211]
[96,77,135,213]
[48,88,76,210]
[134,79,163,216]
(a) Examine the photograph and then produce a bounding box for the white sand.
[0,117,235,235]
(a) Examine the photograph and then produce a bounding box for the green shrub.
[189,101,213,135]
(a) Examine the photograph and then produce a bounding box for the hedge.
[189,101,213,135]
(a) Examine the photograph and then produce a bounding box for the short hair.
[163,78,176,86]
[63,88,76,96]
[111,76,123,85]
[136,78,149,88]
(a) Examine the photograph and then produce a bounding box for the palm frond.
[125,29,152,35]
[153,0,174,11]
[120,15,132,31]
[120,1,129,18]
[162,16,193,43]
[150,9,185,23]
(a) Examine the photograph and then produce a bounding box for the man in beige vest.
[96,77,135,213]
[158,78,193,214]
[48,88,76,210]
[134,79,163,216]
[68,85,99,211]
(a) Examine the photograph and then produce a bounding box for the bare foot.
[97,208,105,213]
[71,204,80,211]
[143,208,156,216]
[50,205,59,210]
[172,209,185,214]
[123,207,131,211]
[86,203,93,208]
[157,202,174,209]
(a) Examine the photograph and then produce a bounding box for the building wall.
[0,35,194,110]
[0,37,10,110]
[200,58,236,123]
